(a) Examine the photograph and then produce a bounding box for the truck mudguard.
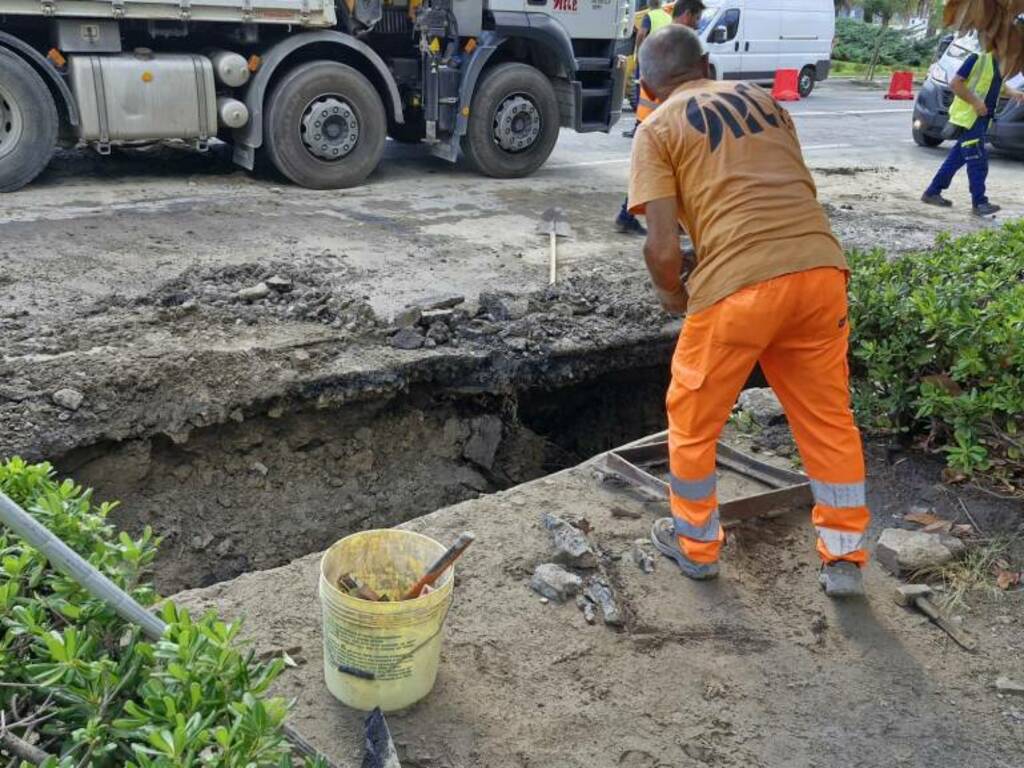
[0,30,80,126]
[232,30,403,169]
[452,12,578,142]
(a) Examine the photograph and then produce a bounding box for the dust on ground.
[174,440,1024,768]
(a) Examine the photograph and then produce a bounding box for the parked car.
[913,33,1024,156]
[626,0,834,98]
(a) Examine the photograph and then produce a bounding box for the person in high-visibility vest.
[922,51,1024,216]
[616,0,705,235]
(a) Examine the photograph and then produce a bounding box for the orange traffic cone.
[771,69,800,101]
[884,71,915,100]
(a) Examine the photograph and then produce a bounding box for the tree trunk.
[866,18,889,80]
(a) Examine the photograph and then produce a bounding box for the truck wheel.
[0,52,58,192]
[798,66,816,98]
[264,61,386,189]
[463,63,559,178]
[912,127,943,148]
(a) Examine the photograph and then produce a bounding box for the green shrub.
[833,17,941,68]
[848,221,1024,489]
[0,458,321,767]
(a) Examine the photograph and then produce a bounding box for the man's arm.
[951,74,988,116]
[1005,83,1024,104]
[643,197,688,315]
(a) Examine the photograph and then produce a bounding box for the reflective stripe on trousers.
[674,510,721,542]
[811,478,868,557]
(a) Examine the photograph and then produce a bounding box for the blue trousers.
[925,119,990,206]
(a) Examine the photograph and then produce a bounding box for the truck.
[0,0,631,191]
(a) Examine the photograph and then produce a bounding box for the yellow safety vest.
[648,7,672,33]
[949,52,995,130]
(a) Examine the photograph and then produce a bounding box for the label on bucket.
[326,623,421,681]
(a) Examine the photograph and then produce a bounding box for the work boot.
[615,211,647,235]
[921,192,952,208]
[818,561,865,598]
[650,518,719,581]
[972,201,1001,217]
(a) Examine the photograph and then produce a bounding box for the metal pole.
[0,491,336,767]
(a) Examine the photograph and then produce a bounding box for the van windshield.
[697,5,719,32]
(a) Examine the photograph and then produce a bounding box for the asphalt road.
[538,77,1020,175]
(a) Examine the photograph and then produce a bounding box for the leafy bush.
[833,17,941,68]
[0,458,320,767]
[848,221,1024,489]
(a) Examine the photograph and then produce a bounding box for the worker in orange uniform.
[617,0,705,234]
[629,25,870,597]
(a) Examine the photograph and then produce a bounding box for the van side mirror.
[710,25,728,44]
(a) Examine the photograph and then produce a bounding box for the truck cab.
[0,0,631,191]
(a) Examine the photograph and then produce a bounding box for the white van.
[696,0,835,96]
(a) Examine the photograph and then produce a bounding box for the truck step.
[577,121,611,133]
[580,87,612,100]
[575,57,613,72]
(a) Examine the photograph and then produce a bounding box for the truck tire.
[462,63,559,179]
[264,61,386,189]
[0,52,58,192]
[912,127,943,148]
[798,66,816,98]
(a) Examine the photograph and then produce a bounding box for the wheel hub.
[492,95,541,153]
[0,83,25,162]
[301,96,359,161]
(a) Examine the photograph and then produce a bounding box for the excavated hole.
[58,366,670,593]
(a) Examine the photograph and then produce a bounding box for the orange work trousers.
[667,267,870,565]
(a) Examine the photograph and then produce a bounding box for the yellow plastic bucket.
[319,528,454,712]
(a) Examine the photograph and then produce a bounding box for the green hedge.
[848,221,1024,489]
[0,458,322,767]
[832,17,941,68]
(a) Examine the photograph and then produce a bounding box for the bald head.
[639,24,708,101]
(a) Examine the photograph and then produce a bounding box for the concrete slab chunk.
[529,563,583,603]
[876,528,965,574]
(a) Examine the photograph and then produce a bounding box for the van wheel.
[462,63,560,178]
[0,51,58,192]
[798,66,816,98]
[265,61,386,189]
[912,127,943,148]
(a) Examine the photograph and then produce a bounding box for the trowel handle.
[402,532,475,600]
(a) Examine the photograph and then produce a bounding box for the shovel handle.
[549,231,557,284]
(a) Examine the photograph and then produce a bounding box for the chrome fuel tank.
[69,52,218,143]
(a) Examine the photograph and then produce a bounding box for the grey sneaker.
[650,518,719,580]
[972,202,1001,217]
[819,561,865,598]
[921,192,952,208]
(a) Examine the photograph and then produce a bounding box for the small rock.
[530,563,583,603]
[610,505,643,520]
[391,328,425,350]
[251,461,269,477]
[52,387,84,411]
[505,337,528,352]
[290,350,312,367]
[426,321,450,345]
[876,528,965,574]
[542,513,598,569]
[459,320,500,338]
[265,275,293,293]
[584,576,623,626]
[479,291,530,321]
[632,539,656,574]
[737,387,786,427]
[394,307,422,328]
[411,294,465,311]
[424,338,437,349]
[215,538,233,557]
[463,415,503,470]
[238,282,271,302]
[583,602,596,625]
[996,677,1024,696]
[539,597,549,605]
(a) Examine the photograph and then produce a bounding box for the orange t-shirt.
[628,79,846,315]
